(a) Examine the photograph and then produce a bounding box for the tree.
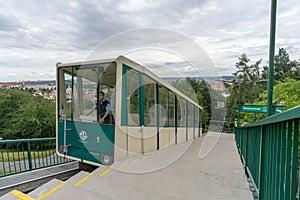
[264,48,300,82]
[274,48,292,81]
[225,54,264,124]
[233,53,261,83]
[261,65,269,80]
[0,88,56,139]
[226,49,300,125]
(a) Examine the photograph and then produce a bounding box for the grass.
[0,149,56,162]
[0,169,17,176]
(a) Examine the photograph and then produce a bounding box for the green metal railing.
[236,106,300,200]
[0,137,71,178]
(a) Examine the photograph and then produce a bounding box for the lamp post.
[267,0,277,116]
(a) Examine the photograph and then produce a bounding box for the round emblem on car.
[79,131,88,141]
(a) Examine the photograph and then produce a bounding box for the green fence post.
[290,120,299,198]
[259,125,267,199]
[27,141,32,170]
[284,121,292,199]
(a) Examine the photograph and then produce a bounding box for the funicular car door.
[121,65,144,155]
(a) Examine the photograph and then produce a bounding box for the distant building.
[0,80,56,100]
[0,81,24,88]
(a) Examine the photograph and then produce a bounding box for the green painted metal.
[235,105,300,199]
[241,104,283,114]
[175,95,178,144]
[0,138,71,178]
[267,0,277,116]
[121,64,128,126]
[58,121,115,165]
[241,105,267,113]
[168,89,170,127]
[156,83,160,150]
[139,73,144,126]
[251,106,300,126]
[285,121,292,199]
[291,120,299,198]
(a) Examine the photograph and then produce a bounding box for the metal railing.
[235,106,300,200]
[0,137,71,178]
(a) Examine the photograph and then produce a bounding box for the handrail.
[245,106,300,126]
[235,105,300,200]
[0,137,54,144]
[0,137,71,178]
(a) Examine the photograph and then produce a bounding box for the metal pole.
[267,0,277,116]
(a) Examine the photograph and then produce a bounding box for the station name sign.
[241,104,283,113]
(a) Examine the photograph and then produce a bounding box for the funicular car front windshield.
[59,62,116,124]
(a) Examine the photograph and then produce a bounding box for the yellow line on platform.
[131,158,138,165]
[10,190,35,200]
[117,162,127,170]
[37,182,66,200]
[74,173,93,186]
[142,156,147,161]
[151,153,155,157]
[100,167,112,177]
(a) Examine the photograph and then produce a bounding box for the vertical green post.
[267,0,277,116]
[139,73,144,126]
[121,65,128,126]
[27,141,32,170]
[156,83,160,150]
[290,120,299,198]
[175,95,178,144]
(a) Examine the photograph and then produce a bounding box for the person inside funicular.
[87,91,114,124]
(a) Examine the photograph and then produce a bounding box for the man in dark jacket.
[87,91,114,124]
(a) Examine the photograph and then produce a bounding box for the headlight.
[100,154,114,166]
[103,155,110,164]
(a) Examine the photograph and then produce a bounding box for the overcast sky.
[0,0,299,81]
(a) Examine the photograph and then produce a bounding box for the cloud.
[0,0,299,81]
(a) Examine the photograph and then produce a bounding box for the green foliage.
[228,48,300,125]
[226,53,265,124]
[0,88,56,139]
[233,53,262,82]
[263,48,300,81]
[244,79,300,123]
[172,77,225,132]
[172,78,198,103]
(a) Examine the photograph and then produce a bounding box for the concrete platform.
[2,132,253,200]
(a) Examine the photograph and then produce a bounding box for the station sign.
[241,104,283,113]
[241,105,267,113]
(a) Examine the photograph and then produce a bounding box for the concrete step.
[66,171,92,185]
[0,189,34,200]
[27,171,102,199]
[0,161,79,196]
[28,178,63,199]
[38,180,111,200]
